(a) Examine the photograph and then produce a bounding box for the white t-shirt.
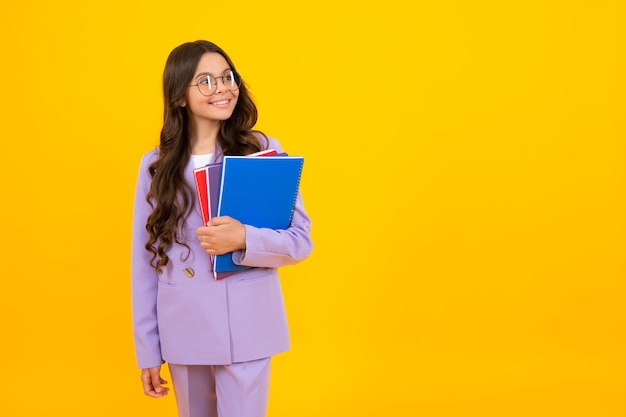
[190,153,213,169]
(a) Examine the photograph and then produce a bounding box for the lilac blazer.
[131,137,312,369]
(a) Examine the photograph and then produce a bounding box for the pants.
[168,358,271,417]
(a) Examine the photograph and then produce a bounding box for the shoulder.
[252,132,283,153]
[138,147,159,169]
[265,136,285,153]
[142,147,160,163]
[135,147,159,185]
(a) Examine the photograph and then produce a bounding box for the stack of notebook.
[193,149,304,279]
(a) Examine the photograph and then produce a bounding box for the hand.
[196,216,246,256]
[141,366,170,398]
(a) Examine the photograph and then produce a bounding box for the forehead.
[194,52,230,77]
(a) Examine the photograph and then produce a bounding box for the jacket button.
[184,267,195,278]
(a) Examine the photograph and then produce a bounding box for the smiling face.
[184,52,240,129]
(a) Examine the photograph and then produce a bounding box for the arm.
[195,138,313,269]
[131,151,165,370]
[196,190,312,268]
[230,137,313,267]
[235,191,312,268]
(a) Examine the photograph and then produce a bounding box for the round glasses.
[189,70,241,96]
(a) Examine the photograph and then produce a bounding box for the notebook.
[212,155,304,274]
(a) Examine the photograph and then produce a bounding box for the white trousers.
[169,358,271,417]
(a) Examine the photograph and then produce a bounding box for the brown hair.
[145,40,267,272]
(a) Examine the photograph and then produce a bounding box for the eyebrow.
[194,68,232,79]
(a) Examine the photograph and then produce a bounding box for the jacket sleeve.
[232,138,313,268]
[130,151,164,369]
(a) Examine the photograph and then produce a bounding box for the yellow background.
[0,0,624,416]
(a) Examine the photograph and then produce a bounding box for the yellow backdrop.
[0,1,624,416]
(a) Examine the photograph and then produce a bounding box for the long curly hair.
[145,40,267,272]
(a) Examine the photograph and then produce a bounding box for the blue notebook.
[213,155,304,274]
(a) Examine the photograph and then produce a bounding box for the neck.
[188,118,221,154]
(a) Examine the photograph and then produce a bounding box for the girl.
[131,40,312,417]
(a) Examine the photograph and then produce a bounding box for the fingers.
[197,234,230,255]
[141,367,169,398]
[196,216,244,255]
[149,367,164,393]
[196,222,221,249]
[196,232,217,249]
[208,215,233,226]
[199,239,226,255]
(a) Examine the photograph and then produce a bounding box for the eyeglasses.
[188,70,241,96]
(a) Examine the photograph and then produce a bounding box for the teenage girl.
[131,40,312,417]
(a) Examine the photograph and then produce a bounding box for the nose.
[214,77,228,94]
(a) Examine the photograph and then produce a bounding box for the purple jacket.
[131,138,312,369]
